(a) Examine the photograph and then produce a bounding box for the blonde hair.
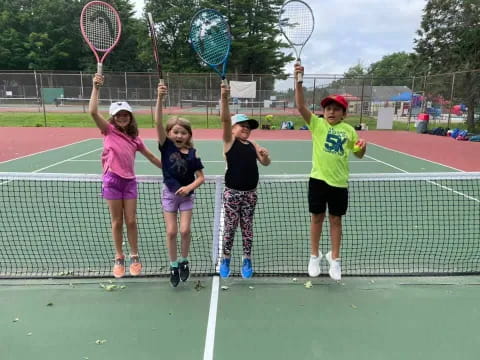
[166,116,194,148]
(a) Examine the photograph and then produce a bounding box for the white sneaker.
[325,251,341,281]
[308,252,322,277]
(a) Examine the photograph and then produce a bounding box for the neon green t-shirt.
[307,114,359,188]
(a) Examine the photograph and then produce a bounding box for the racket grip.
[97,63,103,75]
[296,60,303,83]
[159,79,165,86]
[221,78,228,86]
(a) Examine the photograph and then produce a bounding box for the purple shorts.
[162,187,195,212]
[102,171,138,200]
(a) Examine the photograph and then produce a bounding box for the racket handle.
[97,63,103,75]
[296,60,303,83]
[221,78,228,86]
[159,79,165,86]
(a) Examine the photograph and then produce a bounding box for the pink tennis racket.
[80,1,122,74]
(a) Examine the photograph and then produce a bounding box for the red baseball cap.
[321,95,348,111]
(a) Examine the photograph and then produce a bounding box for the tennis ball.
[353,144,361,152]
[265,114,273,121]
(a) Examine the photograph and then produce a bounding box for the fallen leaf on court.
[46,302,53,307]
[95,339,107,344]
[351,304,358,309]
[99,283,124,291]
[27,332,32,336]
[194,280,205,291]
[304,281,313,288]
[221,285,229,291]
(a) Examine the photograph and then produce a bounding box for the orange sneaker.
[113,255,125,278]
[129,255,142,276]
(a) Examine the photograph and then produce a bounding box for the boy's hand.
[353,139,367,152]
[93,73,104,88]
[221,83,230,100]
[294,64,304,82]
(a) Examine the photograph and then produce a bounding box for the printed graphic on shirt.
[324,128,348,156]
[169,152,188,175]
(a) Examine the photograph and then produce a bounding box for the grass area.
[0,111,466,132]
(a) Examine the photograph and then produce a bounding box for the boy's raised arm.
[294,64,312,125]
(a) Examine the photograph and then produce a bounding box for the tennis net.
[1,172,479,278]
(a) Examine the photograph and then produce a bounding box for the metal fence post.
[447,72,456,129]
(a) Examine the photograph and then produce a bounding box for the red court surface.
[1,127,479,171]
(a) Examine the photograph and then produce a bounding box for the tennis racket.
[147,12,164,86]
[80,1,122,75]
[189,8,231,85]
[278,0,314,83]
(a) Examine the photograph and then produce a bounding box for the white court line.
[203,276,219,360]
[31,148,103,173]
[0,138,98,164]
[363,154,479,202]
[368,142,463,172]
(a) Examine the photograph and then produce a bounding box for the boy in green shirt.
[294,64,366,280]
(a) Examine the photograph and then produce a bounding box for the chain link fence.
[1,69,479,128]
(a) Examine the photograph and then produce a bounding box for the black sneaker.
[179,261,190,282]
[170,266,180,287]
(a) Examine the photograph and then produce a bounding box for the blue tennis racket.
[189,8,231,85]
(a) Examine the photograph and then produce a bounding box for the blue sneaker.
[219,258,231,278]
[241,258,253,279]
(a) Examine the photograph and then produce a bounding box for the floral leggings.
[222,187,258,257]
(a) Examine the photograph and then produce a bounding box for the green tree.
[144,0,293,75]
[368,52,419,86]
[415,0,480,131]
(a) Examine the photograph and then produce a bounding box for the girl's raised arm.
[155,83,168,146]
[88,74,109,133]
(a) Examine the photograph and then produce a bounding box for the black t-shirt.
[225,139,258,191]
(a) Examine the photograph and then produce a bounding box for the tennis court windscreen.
[1,172,479,278]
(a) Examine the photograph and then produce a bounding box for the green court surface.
[1,139,479,359]
[2,277,480,359]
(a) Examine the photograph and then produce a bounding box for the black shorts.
[308,178,348,216]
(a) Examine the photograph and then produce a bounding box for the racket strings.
[279,3,314,45]
[82,4,120,51]
[190,12,230,65]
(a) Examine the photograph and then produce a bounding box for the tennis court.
[1,134,480,359]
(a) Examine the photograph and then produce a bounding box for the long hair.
[108,113,139,138]
[165,116,193,148]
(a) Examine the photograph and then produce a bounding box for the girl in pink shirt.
[89,74,162,278]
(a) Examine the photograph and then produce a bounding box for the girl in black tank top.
[218,84,271,279]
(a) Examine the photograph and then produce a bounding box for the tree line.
[0,0,478,130]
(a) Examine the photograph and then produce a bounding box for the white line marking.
[368,142,463,171]
[31,148,103,173]
[0,138,99,164]
[203,276,219,360]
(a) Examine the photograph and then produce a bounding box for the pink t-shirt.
[101,123,146,179]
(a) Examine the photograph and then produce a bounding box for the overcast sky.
[132,0,426,75]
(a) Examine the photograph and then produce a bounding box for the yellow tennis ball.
[265,114,273,121]
[353,144,361,152]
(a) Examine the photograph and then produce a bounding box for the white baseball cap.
[109,101,133,116]
[231,114,259,129]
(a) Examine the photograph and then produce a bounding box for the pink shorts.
[102,171,138,200]
[162,187,195,212]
